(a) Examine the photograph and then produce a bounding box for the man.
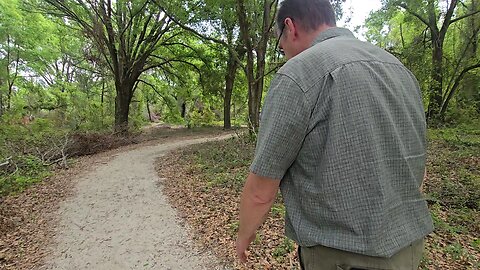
[235,0,434,269]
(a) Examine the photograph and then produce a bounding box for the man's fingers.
[235,238,250,263]
[236,248,246,262]
[239,251,247,263]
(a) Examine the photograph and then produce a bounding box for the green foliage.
[427,127,480,212]
[444,241,466,261]
[271,203,285,218]
[187,108,217,127]
[0,117,63,196]
[0,155,51,196]
[365,0,480,124]
[272,237,296,262]
[189,135,254,190]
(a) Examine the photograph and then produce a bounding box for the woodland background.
[0,0,479,269]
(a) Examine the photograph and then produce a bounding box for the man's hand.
[236,172,280,263]
[235,234,255,262]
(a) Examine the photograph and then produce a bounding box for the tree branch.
[154,2,246,70]
[398,3,431,28]
[137,79,174,109]
[441,62,480,115]
[444,25,480,95]
[255,62,285,83]
[440,0,459,36]
[450,9,480,24]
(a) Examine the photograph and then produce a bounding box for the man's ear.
[284,17,297,40]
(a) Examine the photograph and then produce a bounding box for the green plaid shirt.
[250,28,433,257]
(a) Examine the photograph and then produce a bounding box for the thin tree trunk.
[146,99,153,122]
[101,80,105,127]
[253,43,268,128]
[181,103,187,118]
[0,93,3,118]
[427,38,444,122]
[440,63,480,116]
[7,53,19,110]
[224,52,238,129]
[6,35,11,111]
[251,0,273,130]
[237,0,274,133]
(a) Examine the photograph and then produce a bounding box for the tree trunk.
[114,80,134,134]
[5,36,20,111]
[237,0,274,133]
[146,99,153,122]
[224,52,238,129]
[250,0,272,131]
[181,102,187,119]
[101,81,105,127]
[248,51,266,130]
[427,37,444,122]
[6,35,11,112]
[0,93,3,119]
[253,43,267,128]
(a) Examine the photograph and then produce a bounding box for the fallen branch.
[44,156,69,167]
[0,157,12,167]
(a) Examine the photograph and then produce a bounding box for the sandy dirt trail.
[41,135,233,270]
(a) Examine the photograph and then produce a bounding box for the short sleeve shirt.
[250,27,433,257]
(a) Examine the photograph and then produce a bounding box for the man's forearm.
[238,183,276,242]
[237,172,279,252]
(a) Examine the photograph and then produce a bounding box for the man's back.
[251,27,433,257]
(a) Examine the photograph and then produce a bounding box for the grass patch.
[0,155,52,196]
[191,135,255,191]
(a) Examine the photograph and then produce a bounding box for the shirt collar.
[311,27,355,46]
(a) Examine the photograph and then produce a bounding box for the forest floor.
[0,125,234,270]
[157,127,480,270]
[1,125,478,270]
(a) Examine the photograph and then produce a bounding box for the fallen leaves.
[158,134,480,270]
[0,159,87,270]
[157,139,299,270]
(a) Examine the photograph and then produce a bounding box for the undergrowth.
[186,126,479,269]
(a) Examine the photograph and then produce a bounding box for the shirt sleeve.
[250,74,310,180]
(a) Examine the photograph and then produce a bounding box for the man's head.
[276,0,336,59]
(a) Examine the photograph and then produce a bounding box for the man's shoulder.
[277,51,333,93]
[277,35,409,94]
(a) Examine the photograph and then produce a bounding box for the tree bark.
[0,92,3,118]
[427,35,444,121]
[237,0,275,133]
[146,99,153,122]
[114,80,134,134]
[101,80,105,126]
[181,102,187,118]
[224,51,238,129]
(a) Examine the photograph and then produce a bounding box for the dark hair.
[276,0,336,32]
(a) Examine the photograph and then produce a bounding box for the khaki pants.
[298,239,424,270]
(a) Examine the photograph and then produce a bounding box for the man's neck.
[305,25,334,46]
